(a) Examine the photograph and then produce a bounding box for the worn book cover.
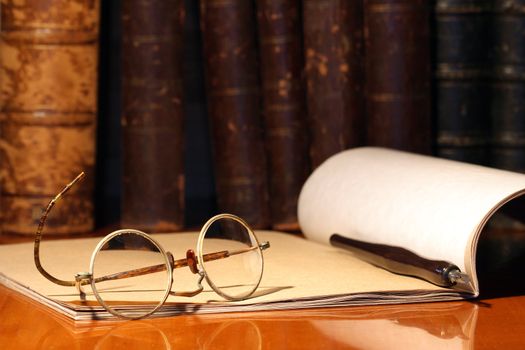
[365,0,431,153]
[256,0,309,231]
[303,0,365,168]
[489,1,525,173]
[433,0,492,164]
[200,0,270,228]
[0,0,99,236]
[121,0,185,232]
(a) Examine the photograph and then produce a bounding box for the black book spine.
[433,0,492,164]
[490,1,525,172]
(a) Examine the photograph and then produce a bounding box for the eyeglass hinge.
[259,241,270,250]
[74,272,92,300]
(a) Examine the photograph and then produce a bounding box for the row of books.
[0,0,524,237]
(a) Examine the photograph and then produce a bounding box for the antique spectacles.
[34,173,270,319]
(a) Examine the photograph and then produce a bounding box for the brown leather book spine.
[365,0,432,153]
[490,1,525,173]
[200,0,270,228]
[303,0,365,168]
[256,0,309,231]
[121,0,185,232]
[0,0,100,236]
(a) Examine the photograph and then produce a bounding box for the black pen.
[330,233,472,292]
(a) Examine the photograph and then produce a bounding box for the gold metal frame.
[197,213,265,301]
[34,173,270,319]
[88,229,174,319]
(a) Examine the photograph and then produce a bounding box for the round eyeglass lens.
[90,230,172,319]
[199,215,263,300]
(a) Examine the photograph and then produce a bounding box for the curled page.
[298,147,525,294]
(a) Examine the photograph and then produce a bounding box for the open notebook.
[1,147,525,320]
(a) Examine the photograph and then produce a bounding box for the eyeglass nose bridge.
[186,249,199,274]
[166,251,205,298]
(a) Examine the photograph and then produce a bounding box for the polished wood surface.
[2,227,524,348]
[1,283,524,349]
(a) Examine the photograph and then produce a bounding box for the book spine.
[490,1,525,172]
[121,0,185,232]
[200,0,270,228]
[303,0,365,168]
[433,0,492,164]
[365,0,432,153]
[0,0,100,235]
[256,0,309,231]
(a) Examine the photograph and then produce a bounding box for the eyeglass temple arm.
[224,241,270,257]
[92,242,271,284]
[171,242,269,270]
[34,172,86,287]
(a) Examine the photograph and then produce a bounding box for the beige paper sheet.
[0,230,462,320]
[298,147,525,294]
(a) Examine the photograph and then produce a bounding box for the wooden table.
[2,228,524,349]
[1,283,524,349]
